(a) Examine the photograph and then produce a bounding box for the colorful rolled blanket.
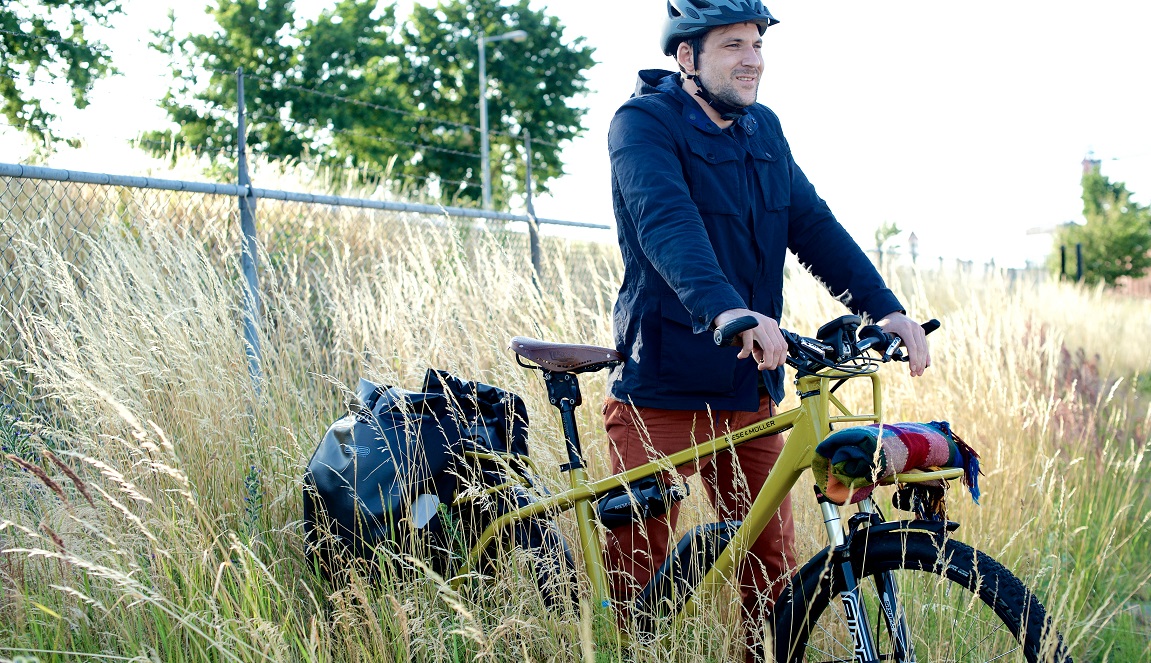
[812,421,981,505]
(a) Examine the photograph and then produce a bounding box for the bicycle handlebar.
[714,315,940,373]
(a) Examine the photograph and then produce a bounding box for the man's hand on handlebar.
[877,311,931,377]
[713,308,788,370]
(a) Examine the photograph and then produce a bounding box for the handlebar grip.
[889,319,940,361]
[713,315,759,347]
[857,319,941,361]
[860,319,942,343]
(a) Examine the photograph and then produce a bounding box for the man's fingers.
[877,313,932,378]
[754,326,787,370]
[726,315,788,370]
[736,330,754,360]
[902,328,929,376]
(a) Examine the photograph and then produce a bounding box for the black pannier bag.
[303,368,534,577]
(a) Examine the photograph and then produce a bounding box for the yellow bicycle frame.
[451,368,960,621]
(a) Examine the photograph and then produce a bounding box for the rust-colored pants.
[602,395,796,655]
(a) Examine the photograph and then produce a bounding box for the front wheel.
[772,526,1071,663]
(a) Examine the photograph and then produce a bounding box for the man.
[603,0,930,657]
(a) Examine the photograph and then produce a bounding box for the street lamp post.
[478,28,527,210]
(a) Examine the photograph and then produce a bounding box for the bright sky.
[4,0,1150,269]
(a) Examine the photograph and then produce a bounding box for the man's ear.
[676,41,695,74]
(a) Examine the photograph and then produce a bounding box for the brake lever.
[859,319,939,363]
[883,337,903,361]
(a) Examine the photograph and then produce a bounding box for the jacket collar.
[653,72,759,137]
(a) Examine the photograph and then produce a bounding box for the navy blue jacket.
[607,70,902,411]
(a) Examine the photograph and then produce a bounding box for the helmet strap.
[681,36,748,122]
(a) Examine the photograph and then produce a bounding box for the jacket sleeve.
[784,153,904,321]
[609,103,746,333]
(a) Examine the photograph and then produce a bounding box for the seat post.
[542,370,585,471]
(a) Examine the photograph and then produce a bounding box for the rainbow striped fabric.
[812,421,981,505]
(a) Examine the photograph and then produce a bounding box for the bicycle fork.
[820,495,916,663]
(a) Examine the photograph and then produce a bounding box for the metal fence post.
[1075,243,1084,283]
[237,68,263,389]
[524,129,542,286]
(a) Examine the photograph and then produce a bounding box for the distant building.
[1082,154,1101,175]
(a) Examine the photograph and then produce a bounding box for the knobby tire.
[772,527,1071,663]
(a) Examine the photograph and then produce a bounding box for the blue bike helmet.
[661,0,780,56]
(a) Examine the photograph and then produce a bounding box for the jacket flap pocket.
[685,138,742,215]
[660,292,694,325]
[687,137,740,165]
[753,139,790,210]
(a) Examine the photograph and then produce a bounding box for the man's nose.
[741,47,762,67]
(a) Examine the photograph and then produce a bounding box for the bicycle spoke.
[781,557,1042,662]
[812,619,852,657]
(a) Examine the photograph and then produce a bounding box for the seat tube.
[546,370,612,612]
[571,472,611,612]
[559,404,611,611]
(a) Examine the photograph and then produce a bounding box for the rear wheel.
[457,483,578,610]
[772,527,1071,663]
[512,515,578,609]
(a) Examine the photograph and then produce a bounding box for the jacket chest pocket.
[685,137,742,216]
[751,138,791,211]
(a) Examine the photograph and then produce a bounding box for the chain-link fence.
[0,165,618,378]
[2,173,235,374]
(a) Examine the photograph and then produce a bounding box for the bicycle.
[448,314,1072,663]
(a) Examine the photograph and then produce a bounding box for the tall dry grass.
[0,200,1148,662]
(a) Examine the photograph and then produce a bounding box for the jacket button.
[689,113,697,120]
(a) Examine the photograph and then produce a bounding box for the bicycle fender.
[777,520,961,607]
[853,518,960,540]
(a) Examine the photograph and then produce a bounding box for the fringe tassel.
[934,421,982,505]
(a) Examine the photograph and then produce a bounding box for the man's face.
[694,22,764,108]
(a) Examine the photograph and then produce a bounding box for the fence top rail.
[249,187,608,229]
[0,161,610,230]
[0,162,246,196]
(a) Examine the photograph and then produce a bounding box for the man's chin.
[718,94,756,110]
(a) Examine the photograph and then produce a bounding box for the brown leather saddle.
[509,337,624,374]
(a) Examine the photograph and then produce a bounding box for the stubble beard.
[699,67,760,109]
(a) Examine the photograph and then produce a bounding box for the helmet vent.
[683,6,700,19]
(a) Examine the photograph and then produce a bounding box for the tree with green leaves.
[1,0,121,145]
[144,0,594,208]
[1052,166,1151,286]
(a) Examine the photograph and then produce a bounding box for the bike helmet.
[661,0,779,56]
